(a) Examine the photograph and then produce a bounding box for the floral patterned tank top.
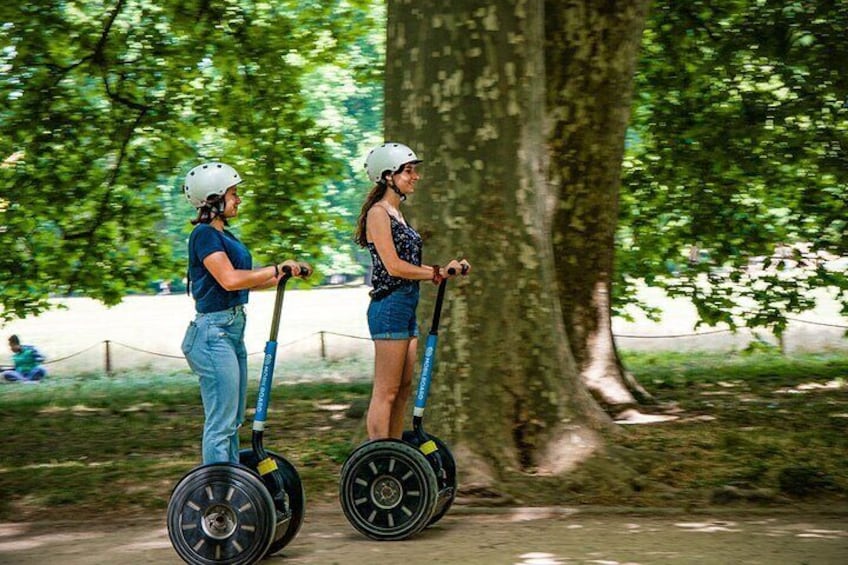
[367,213,422,300]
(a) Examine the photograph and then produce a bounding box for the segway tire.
[239,449,305,555]
[402,431,457,526]
[339,439,438,541]
[167,463,276,565]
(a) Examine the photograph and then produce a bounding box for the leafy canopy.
[0,0,377,322]
[619,0,848,329]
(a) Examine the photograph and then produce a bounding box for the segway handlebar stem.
[254,265,308,433]
[412,263,468,421]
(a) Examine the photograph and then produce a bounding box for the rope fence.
[28,331,374,374]
[6,318,846,375]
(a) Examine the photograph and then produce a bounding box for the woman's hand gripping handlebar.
[445,259,471,278]
[280,262,312,280]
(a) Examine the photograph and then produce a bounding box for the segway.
[339,265,467,540]
[167,266,308,564]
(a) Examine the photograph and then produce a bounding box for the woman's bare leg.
[367,339,411,439]
[388,337,417,438]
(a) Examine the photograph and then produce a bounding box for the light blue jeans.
[2,367,47,382]
[181,305,248,464]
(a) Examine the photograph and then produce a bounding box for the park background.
[1,2,847,562]
[1,284,847,376]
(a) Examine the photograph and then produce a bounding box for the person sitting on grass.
[2,335,47,383]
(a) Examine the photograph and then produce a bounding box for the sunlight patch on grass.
[774,378,846,394]
[674,521,742,533]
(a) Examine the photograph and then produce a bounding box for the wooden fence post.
[104,340,112,375]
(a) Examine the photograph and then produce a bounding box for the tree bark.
[546,0,655,417]
[385,0,612,482]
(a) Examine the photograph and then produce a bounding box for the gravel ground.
[1,504,847,565]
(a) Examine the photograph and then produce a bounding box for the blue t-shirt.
[188,224,252,313]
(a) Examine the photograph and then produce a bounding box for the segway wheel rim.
[339,439,438,541]
[167,463,276,565]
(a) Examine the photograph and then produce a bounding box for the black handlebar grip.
[447,264,470,276]
[281,265,310,277]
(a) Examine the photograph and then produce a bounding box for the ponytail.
[354,183,388,247]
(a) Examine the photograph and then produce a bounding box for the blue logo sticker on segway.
[415,336,439,409]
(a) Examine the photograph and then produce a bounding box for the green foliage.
[0,0,380,321]
[619,0,848,332]
[778,464,838,497]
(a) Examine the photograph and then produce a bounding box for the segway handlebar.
[281,264,310,278]
[446,264,470,277]
[270,264,309,340]
[255,264,311,434]
[414,261,469,424]
[431,263,468,333]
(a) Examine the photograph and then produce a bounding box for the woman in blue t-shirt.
[181,162,311,465]
[355,143,470,440]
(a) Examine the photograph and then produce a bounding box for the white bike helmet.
[364,142,422,184]
[183,162,243,208]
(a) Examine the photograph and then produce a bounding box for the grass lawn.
[1,352,846,522]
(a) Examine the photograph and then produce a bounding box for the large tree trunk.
[385,0,611,483]
[546,0,655,418]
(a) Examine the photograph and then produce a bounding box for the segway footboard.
[239,448,305,555]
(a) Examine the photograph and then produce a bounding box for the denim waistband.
[197,304,245,317]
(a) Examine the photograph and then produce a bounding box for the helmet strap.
[203,197,228,226]
[384,176,407,202]
[214,200,230,225]
[390,184,406,202]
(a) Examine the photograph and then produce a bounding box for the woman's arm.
[204,254,311,291]
[202,252,279,291]
[251,260,312,290]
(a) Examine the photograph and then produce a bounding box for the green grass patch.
[1,351,846,520]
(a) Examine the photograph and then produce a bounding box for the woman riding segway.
[339,143,471,540]
[355,142,470,441]
[168,162,310,563]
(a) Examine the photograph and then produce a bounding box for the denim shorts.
[367,283,420,340]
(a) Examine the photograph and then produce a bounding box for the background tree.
[300,1,387,280]
[547,1,654,418]
[0,0,378,322]
[620,0,848,333]
[541,0,848,418]
[385,0,650,482]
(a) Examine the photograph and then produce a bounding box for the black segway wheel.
[239,449,305,555]
[402,431,457,526]
[339,439,438,541]
[167,463,276,565]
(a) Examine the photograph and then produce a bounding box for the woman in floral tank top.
[355,143,471,440]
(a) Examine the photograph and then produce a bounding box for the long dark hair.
[354,182,388,247]
[190,194,226,226]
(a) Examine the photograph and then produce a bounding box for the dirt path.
[1,504,846,564]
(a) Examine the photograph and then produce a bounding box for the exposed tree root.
[534,425,603,476]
